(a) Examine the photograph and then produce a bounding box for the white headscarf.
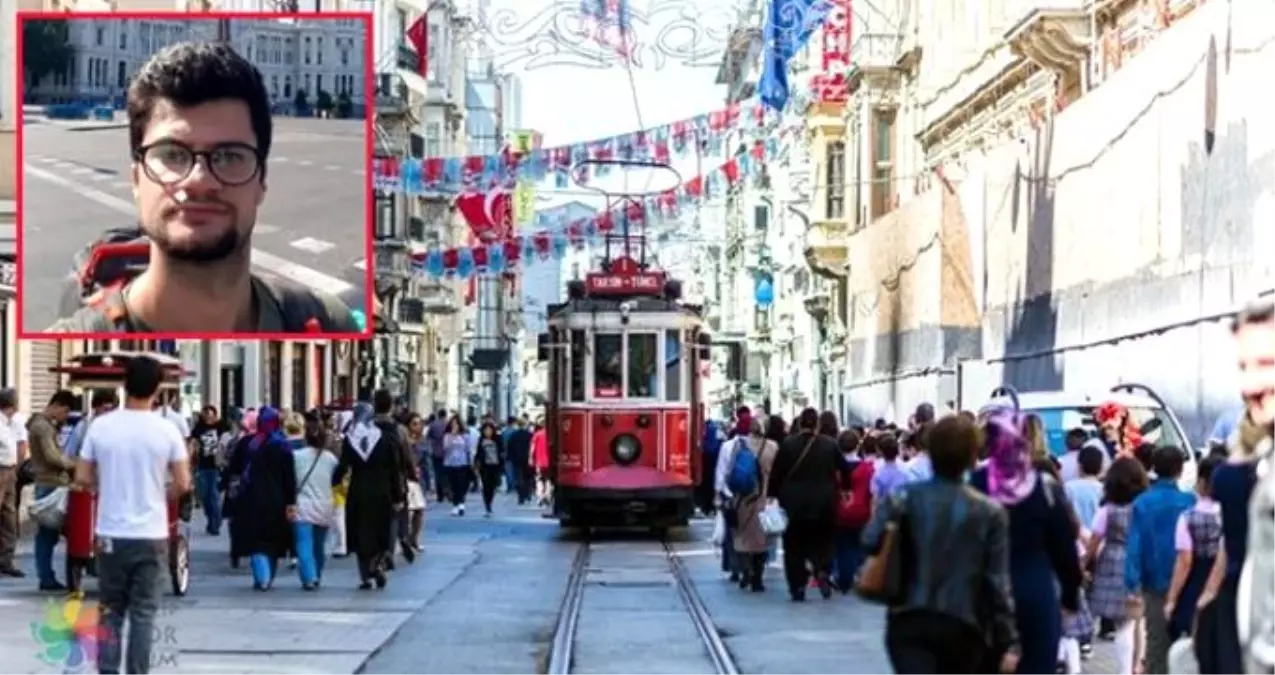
[344,402,381,461]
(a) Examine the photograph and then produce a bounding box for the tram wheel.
[169,537,189,596]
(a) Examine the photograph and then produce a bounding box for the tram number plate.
[586,272,664,293]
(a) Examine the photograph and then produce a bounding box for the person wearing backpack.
[767,407,843,601]
[713,406,754,580]
[835,429,873,593]
[729,417,780,592]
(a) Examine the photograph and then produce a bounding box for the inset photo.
[17,13,373,338]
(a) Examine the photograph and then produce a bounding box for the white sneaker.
[451,506,460,516]
[458,505,465,516]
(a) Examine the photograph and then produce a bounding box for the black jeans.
[446,467,470,507]
[479,464,502,511]
[96,538,166,675]
[432,456,449,502]
[781,518,834,594]
[886,609,986,674]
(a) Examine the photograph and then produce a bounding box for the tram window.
[569,330,586,402]
[594,333,623,398]
[665,329,683,401]
[627,333,659,398]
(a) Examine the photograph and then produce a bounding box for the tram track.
[546,539,739,675]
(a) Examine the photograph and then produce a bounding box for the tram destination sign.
[585,270,666,294]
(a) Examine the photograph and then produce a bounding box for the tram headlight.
[611,433,641,465]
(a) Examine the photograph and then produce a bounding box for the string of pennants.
[410,139,779,280]
[372,98,778,195]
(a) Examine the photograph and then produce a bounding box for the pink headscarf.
[983,411,1039,506]
[241,409,259,435]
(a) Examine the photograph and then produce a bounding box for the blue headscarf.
[248,406,287,454]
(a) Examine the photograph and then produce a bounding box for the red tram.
[537,254,711,530]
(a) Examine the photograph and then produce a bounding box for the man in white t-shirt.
[0,388,23,577]
[75,356,190,675]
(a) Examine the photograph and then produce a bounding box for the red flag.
[454,191,513,242]
[406,16,428,77]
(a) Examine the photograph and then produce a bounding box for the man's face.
[132,98,265,264]
[49,403,69,423]
[1236,318,1275,427]
[202,408,218,424]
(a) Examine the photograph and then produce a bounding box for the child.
[1086,457,1150,674]
[1060,528,1097,673]
[1065,445,1106,660]
[331,473,349,557]
[1164,455,1223,639]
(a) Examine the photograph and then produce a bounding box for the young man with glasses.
[49,41,360,334]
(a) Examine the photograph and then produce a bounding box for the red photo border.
[14,10,377,341]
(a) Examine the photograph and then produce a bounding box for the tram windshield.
[627,333,658,398]
[594,334,623,398]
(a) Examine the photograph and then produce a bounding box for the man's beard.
[148,210,246,263]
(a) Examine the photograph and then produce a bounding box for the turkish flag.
[406,16,428,77]
[454,191,513,242]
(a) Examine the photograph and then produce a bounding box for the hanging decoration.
[371,98,777,195]
[410,137,779,280]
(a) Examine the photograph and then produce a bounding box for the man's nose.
[179,156,222,193]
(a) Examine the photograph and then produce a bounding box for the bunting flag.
[409,137,779,280]
[371,98,776,195]
[760,0,834,112]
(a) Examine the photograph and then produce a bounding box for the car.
[980,383,1199,490]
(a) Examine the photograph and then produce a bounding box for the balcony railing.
[850,33,902,71]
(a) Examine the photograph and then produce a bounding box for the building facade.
[24,17,367,111]
[801,0,1272,437]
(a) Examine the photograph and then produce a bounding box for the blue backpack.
[727,439,761,495]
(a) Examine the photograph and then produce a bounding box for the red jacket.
[531,429,549,470]
[844,459,876,528]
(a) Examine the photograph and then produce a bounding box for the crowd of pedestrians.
[704,296,1273,675]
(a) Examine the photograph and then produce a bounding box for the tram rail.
[545,539,739,675]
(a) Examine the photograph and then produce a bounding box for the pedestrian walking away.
[74,355,191,675]
[335,393,408,589]
[224,406,298,590]
[292,417,340,590]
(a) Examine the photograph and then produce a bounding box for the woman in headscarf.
[970,409,1084,673]
[224,406,298,590]
[730,417,780,592]
[334,397,407,589]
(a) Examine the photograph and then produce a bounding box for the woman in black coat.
[767,407,844,601]
[224,406,298,591]
[334,401,407,589]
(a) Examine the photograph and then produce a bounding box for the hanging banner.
[409,137,778,281]
[513,182,536,227]
[372,98,776,195]
[509,129,542,155]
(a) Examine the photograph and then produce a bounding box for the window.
[427,24,441,81]
[284,76,292,98]
[825,141,845,219]
[425,122,441,157]
[317,74,323,93]
[870,109,896,219]
[664,330,683,401]
[753,204,769,232]
[340,42,350,66]
[593,333,623,398]
[305,36,311,64]
[304,73,311,95]
[119,30,126,50]
[627,333,658,398]
[317,37,323,65]
[271,75,279,98]
[117,61,126,89]
[96,27,104,45]
[569,330,586,402]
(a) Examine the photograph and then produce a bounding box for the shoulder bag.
[855,490,907,604]
[759,435,818,536]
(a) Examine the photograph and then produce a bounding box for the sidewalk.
[0,497,491,674]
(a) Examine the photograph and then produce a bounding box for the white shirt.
[0,411,16,467]
[159,407,190,439]
[81,409,187,540]
[292,446,339,525]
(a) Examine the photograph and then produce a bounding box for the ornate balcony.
[418,281,460,315]
[1005,7,1092,73]
[803,218,850,277]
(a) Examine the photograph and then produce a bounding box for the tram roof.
[547,296,703,319]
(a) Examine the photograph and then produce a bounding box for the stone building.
[808,0,1272,436]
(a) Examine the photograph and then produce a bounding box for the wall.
[848,1,1275,441]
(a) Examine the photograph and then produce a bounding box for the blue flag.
[760,0,834,112]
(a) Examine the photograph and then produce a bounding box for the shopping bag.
[757,500,788,536]
[406,480,426,511]
[28,487,69,530]
[711,510,726,545]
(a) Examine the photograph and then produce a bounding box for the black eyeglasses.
[134,140,264,187]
